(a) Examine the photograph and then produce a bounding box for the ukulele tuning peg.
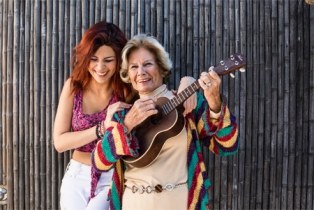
[239,68,246,72]
[229,73,235,78]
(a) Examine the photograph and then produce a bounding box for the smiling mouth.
[137,78,151,83]
[95,70,108,76]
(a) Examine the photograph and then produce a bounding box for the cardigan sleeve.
[91,110,139,172]
[193,92,239,156]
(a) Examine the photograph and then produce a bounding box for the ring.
[206,82,211,87]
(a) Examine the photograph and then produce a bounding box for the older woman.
[92,34,239,210]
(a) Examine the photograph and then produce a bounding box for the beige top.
[122,85,188,210]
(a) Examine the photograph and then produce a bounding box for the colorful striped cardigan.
[91,92,239,209]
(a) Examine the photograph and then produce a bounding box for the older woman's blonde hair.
[120,34,172,84]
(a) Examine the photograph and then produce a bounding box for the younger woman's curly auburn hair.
[70,21,132,100]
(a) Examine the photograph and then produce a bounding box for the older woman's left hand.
[198,66,222,113]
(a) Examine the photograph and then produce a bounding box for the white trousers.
[60,159,113,210]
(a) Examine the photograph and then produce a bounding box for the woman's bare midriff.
[72,150,92,166]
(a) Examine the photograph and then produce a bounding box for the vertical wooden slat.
[40,1,47,209]
[174,0,181,89]
[33,0,41,208]
[51,0,59,209]
[264,1,273,208]
[258,1,271,209]
[106,0,113,23]
[58,0,65,101]
[163,0,169,51]
[82,0,89,33]
[150,0,156,36]
[0,0,3,198]
[89,0,95,26]
[168,0,175,89]
[303,3,313,210]
[113,0,119,25]
[69,0,75,64]
[307,3,314,210]
[238,0,246,208]
[271,1,280,208]
[156,0,163,42]
[282,0,290,209]
[12,0,19,208]
[100,0,106,21]
[23,0,31,209]
[1,1,8,194]
[18,0,25,208]
[75,0,81,46]
[64,0,70,80]
[192,0,199,80]
[46,0,53,208]
[250,1,260,208]
[118,0,125,32]
[137,0,145,34]
[38,1,48,209]
[273,0,284,210]
[294,1,305,209]
[145,0,151,34]
[300,3,310,209]
[244,0,253,208]
[124,0,131,39]
[29,1,35,209]
[95,0,101,23]
[185,0,192,78]
[5,0,13,208]
[180,0,187,77]
[131,0,138,37]
[136,0,145,34]
[287,1,298,209]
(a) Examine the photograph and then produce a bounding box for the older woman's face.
[128,47,163,94]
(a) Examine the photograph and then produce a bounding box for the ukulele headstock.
[213,53,246,77]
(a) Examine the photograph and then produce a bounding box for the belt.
[125,181,187,194]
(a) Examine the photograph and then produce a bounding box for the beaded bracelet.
[95,123,102,139]
[100,120,105,136]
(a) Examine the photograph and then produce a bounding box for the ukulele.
[122,53,246,168]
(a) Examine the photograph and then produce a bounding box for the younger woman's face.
[88,45,117,84]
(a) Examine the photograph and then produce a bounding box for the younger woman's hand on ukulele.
[124,96,158,132]
[104,102,132,129]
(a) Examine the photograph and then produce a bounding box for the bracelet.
[98,121,104,138]
[95,123,102,139]
[100,120,105,136]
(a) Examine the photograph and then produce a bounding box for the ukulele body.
[122,97,185,168]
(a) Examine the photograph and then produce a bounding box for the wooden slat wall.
[0,0,314,209]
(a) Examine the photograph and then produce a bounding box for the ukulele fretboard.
[161,81,201,115]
